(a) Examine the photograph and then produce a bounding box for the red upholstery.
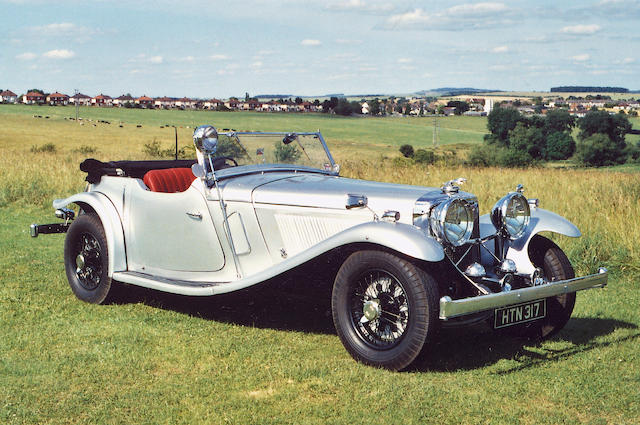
[143,168,195,193]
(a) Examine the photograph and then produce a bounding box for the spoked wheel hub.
[351,269,409,349]
[74,232,102,290]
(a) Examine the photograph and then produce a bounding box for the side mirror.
[193,125,218,155]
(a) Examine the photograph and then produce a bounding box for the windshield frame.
[217,130,336,170]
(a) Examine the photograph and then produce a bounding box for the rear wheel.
[508,235,576,339]
[64,213,115,304]
[332,250,439,370]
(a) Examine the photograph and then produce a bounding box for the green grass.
[1,105,639,424]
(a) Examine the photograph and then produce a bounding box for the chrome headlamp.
[491,192,531,239]
[429,198,475,247]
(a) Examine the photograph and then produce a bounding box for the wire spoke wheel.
[64,213,114,304]
[74,232,103,290]
[332,250,439,371]
[350,270,409,349]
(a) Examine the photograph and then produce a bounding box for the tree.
[274,141,301,163]
[486,106,522,145]
[399,144,414,158]
[575,134,627,166]
[544,132,575,160]
[578,110,631,146]
[446,100,469,115]
[334,98,355,116]
[245,92,250,101]
[508,122,545,159]
[369,98,380,115]
[295,97,303,104]
[544,109,575,134]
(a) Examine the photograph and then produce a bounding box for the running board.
[112,271,223,296]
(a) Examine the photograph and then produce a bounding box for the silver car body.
[47,129,607,320]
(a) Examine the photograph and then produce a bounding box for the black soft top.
[80,158,197,183]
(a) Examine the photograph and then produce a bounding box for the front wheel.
[332,250,439,370]
[64,213,115,304]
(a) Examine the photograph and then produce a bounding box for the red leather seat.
[143,168,195,193]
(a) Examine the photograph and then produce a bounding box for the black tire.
[331,250,439,371]
[510,235,576,339]
[64,213,114,304]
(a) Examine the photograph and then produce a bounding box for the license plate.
[494,299,546,329]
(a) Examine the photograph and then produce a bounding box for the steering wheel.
[213,156,238,169]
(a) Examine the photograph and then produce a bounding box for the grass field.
[1,105,639,424]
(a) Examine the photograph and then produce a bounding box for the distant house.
[175,97,197,109]
[113,94,135,107]
[46,92,69,105]
[225,98,240,110]
[361,102,369,114]
[442,106,457,116]
[92,94,113,107]
[203,98,222,110]
[136,95,154,108]
[0,90,18,103]
[69,93,91,106]
[22,91,46,104]
[154,96,176,109]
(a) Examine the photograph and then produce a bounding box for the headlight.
[429,198,475,247]
[491,192,531,239]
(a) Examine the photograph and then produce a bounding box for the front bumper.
[439,268,608,320]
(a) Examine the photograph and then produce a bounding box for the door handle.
[186,211,202,220]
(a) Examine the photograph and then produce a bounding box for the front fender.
[53,192,126,276]
[480,208,581,275]
[213,220,444,295]
[330,221,445,262]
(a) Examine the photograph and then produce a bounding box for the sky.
[1,0,639,99]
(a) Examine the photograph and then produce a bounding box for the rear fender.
[53,192,126,276]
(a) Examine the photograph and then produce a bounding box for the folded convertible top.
[80,158,197,183]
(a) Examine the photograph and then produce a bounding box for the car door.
[124,180,225,275]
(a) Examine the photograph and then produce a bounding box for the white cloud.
[25,22,96,41]
[491,45,509,53]
[210,54,229,60]
[251,61,263,69]
[182,56,195,62]
[621,57,635,64]
[397,58,413,63]
[561,24,601,35]
[16,52,36,60]
[148,55,163,64]
[43,49,75,59]
[383,3,510,30]
[571,53,590,61]
[301,39,322,46]
[446,2,507,17]
[325,0,393,13]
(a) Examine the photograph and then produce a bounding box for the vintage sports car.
[31,125,608,370]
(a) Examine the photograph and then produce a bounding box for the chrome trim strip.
[439,268,608,320]
[113,271,220,296]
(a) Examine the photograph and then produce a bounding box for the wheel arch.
[54,192,126,276]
